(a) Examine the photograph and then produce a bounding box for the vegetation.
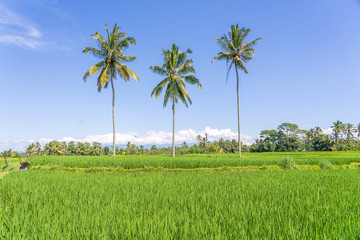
[13,120,360,157]
[150,44,201,157]
[213,24,261,156]
[1,170,360,238]
[26,152,360,169]
[83,23,139,156]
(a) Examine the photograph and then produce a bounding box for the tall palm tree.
[150,44,201,157]
[83,23,138,156]
[213,24,261,156]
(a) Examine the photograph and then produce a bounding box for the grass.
[1,170,360,239]
[29,151,360,169]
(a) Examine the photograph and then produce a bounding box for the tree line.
[1,120,359,163]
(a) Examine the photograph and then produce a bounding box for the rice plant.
[1,170,360,239]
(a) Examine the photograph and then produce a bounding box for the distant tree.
[25,143,36,156]
[213,24,261,156]
[181,142,189,149]
[83,23,139,157]
[332,121,344,145]
[344,123,356,145]
[1,149,13,167]
[139,145,144,155]
[259,129,278,152]
[104,146,110,155]
[277,123,300,151]
[150,44,201,157]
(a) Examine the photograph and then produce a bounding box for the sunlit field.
[1,170,360,239]
[29,151,360,169]
[1,152,360,239]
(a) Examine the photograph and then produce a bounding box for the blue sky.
[1,0,360,151]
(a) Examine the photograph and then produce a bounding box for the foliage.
[319,159,334,170]
[281,156,295,169]
[27,152,360,169]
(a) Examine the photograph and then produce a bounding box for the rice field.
[1,169,360,239]
[29,151,360,169]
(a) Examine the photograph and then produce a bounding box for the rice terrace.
[1,0,360,239]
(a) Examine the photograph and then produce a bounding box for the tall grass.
[1,170,360,238]
[29,152,360,169]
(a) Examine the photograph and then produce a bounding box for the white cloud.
[0,5,47,49]
[0,127,256,152]
[321,128,333,135]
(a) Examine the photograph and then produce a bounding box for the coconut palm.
[1,149,14,167]
[344,123,356,144]
[150,44,201,157]
[83,23,138,157]
[213,24,261,156]
[332,120,344,144]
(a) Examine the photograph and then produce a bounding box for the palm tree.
[213,24,261,156]
[150,44,201,157]
[332,120,344,144]
[83,23,138,157]
[1,149,15,167]
[344,123,356,144]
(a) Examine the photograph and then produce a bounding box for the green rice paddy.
[1,153,360,239]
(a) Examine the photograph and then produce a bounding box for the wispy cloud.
[0,127,256,152]
[0,5,47,49]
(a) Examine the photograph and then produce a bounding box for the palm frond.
[150,66,167,76]
[83,61,105,82]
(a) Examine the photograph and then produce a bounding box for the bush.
[319,160,334,170]
[281,157,295,170]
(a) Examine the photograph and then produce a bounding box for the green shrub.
[281,157,295,169]
[319,160,334,170]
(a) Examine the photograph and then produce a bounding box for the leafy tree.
[259,129,278,152]
[181,142,189,149]
[83,23,139,157]
[213,24,261,156]
[103,146,110,155]
[150,44,201,157]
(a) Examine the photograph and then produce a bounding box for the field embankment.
[28,152,360,171]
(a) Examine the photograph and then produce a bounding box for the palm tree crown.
[151,44,201,107]
[83,23,139,89]
[212,24,261,76]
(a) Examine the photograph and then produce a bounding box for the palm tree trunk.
[235,64,241,157]
[111,78,116,157]
[4,158,8,167]
[172,99,175,158]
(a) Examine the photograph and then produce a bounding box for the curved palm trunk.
[111,78,116,157]
[172,99,175,157]
[235,64,241,157]
[3,158,8,167]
